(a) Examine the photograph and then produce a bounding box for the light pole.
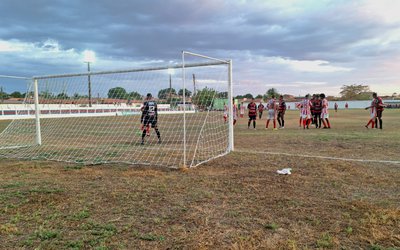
[83,50,96,107]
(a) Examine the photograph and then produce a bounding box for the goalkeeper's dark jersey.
[142,101,158,119]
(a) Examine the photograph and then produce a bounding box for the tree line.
[1,84,397,103]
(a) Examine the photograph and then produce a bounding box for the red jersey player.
[313,95,322,128]
[247,98,257,129]
[300,94,312,129]
[223,103,228,123]
[240,102,245,118]
[373,92,385,129]
[232,98,238,125]
[258,101,264,119]
[277,95,286,129]
[320,93,331,129]
[265,95,278,130]
[365,97,377,128]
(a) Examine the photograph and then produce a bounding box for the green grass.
[0,109,399,249]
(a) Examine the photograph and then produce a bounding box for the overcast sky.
[0,0,399,97]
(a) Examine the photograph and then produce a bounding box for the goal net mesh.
[0,55,231,168]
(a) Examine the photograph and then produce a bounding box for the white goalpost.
[0,52,233,168]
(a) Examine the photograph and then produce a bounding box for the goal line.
[235,150,400,165]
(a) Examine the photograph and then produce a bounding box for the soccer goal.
[0,52,233,168]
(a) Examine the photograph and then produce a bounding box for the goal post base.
[179,164,190,172]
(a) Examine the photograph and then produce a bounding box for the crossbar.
[33,61,228,80]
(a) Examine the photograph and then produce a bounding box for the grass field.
[0,109,399,249]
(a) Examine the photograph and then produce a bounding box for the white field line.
[235,150,400,165]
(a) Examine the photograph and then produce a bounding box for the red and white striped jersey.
[267,98,276,110]
[240,105,245,114]
[300,99,312,116]
[322,99,329,115]
[223,105,228,115]
[233,104,238,119]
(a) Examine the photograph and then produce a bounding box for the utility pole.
[87,62,92,107]
[192,74,196,96]
[169,73,172,103]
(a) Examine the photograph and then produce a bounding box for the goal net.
[0,52,233,168]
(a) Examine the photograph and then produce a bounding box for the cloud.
[0,40,26,52]
[268,57,353,73]
[0,0,399,96]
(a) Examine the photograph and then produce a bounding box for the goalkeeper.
[141,93,161,145]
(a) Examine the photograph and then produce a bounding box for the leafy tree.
[128,91,142,100]
[108,87,127,99]
[216,91,228,98]
[40,91,54,99]
[339,84,371,100]
[235,95,244,99]
[178,88,192,97]
[10,91,23,98]
[0,87,8,102]
[192,87,217,110]
[255,94,263,99]
[243,93,254,99]
[57,93,69,99]
[264,88,280,99]
[72,93,81,99]
[158,88,176,99]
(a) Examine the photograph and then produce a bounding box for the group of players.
[365,92,385,129]
[140,91,385,145]
[225,93,331,130]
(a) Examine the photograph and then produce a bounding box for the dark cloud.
[0,0,399,95]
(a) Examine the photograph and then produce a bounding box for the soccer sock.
[326,119,331,128]
[266,120,270,128]
[277,118,281,127]
[303,119,306,128]
[307,119,311,127]
[282,119,285,127]
[299,118,302,126]
[141,130,146,142]
[366,119,372,127]
[233,119,237,125]
[372,121,375,128]
[155,128,161,139]
[253,121,256,128]
[322,119,327,128]
[379,118,382,129]
[273,120,276,128]
[248,120,251,127]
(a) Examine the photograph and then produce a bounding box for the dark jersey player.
[247,98,257,129]
[277,95,286,129]
[141,93,161,145]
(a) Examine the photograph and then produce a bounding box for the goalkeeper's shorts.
[143,116,158,128]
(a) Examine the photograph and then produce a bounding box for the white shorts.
[322,113,329,119]
[268,109,275,120]
[301,114,310,119]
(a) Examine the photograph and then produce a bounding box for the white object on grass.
[277,168,292,175]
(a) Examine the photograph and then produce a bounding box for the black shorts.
[143,116,158,128]
[278,111,285,118]
[377,110,383,119]
[249,115,257,120]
